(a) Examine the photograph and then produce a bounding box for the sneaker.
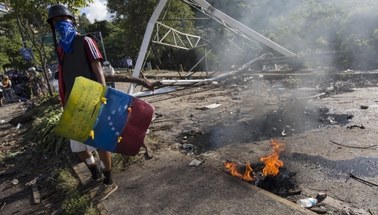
[93,183,118,203]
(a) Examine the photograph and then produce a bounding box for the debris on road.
[296,197,318,208]
[346,124,366,129]
[196,103,221,110]
[32,184,41,204]
[189,159,203,166]
[349,173,378,188]
[360,105,369,109]
[330,140,377,149]
[315,192,327,203]
[11,179,18,185]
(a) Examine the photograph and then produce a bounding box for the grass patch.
[50,168,99,215]
[61,192,97,215]
[23,96,68,155]
[54,168,79,195]
[112,153,142,172]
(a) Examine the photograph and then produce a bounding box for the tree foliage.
[2,0,378,73]
[0,0,93,73]
[107,0,196,68]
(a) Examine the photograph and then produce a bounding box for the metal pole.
[205,47,208,77]
[99,31,108,61]
[128,0,168,94]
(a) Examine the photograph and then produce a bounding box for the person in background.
[0,83,3,106]
[103,61,115,88]
[1,75,13,103]
[126,56,133,72]
[27,67,42,98]
[47,4,153,203]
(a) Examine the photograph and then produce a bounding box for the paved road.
[101,149,312,215]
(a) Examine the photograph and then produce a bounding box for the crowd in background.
[0,67,51,106]
[0,59,132,107]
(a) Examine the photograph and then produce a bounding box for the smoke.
[199,0,378,70]
[81,0,112,23]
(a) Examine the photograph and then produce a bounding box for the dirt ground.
[1,68,378,214]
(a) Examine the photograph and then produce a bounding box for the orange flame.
[224,162,255,182]
[224,139,285,182]
[260,139,285,176]
[242,162,254,182]
[224,162,243,179]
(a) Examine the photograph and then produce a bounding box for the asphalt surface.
[100,149,313,215]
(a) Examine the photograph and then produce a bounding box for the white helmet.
[28,67,36,72]
[103,61,110,66]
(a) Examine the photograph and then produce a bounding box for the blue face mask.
[55,20,77,53]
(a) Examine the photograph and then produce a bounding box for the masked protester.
[46,5,154,203]
[47,5,155,203]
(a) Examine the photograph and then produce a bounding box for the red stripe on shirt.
[57,47,66,105]
[84,36,103,62]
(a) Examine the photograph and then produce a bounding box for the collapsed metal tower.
[129,0,297,94]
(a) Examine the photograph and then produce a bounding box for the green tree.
[2,0,93,96]
[77,13,91,30]
[107,0,195,69]
[0,18,27,71]
[85,20,114,37]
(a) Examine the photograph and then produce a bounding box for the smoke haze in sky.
[80,0,112,23]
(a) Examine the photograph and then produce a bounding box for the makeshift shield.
[55,76,154,155]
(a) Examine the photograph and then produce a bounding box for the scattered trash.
[281,129,286,137]
[328,117,336,124]
[196,103,222,110]
[132,86,176,97]
[189,159,203,166]
[32,184,41,204]
[16,123,22,130]
[11,179,19,185]
[296,197,318,208]
[0,120,5,124]
[349,173,378,187]
[143,142,154,159]
[182,144,195,154]
[360,105,369,109]
[0,202,6,211]
[346,124,365,129]
[315,192,327,202]
[330,140,377,149]
[25,177,39,186]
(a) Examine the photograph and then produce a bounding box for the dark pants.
[106,82,115,88]
[0,91,3,106]
[3,89,12,103]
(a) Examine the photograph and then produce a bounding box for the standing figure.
[0,85,3,106]
[47,4,153,203]
[1,75,13,103]
[27,67,42,98]
[47,5,117,203]
[126,56,133,72]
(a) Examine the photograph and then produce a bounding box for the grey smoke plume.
[201,0,378,70]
